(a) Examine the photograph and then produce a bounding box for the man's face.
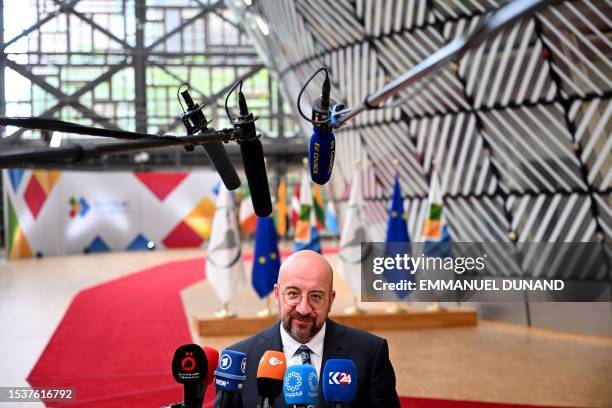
[274,251,336,343]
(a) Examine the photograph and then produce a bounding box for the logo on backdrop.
[69,197,90,218]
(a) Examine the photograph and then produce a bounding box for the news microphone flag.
[252,215,281,298]
[322,359,357,404]
[295,168,321,253]
[338,168,368,296]
[257,351,287,403]
[422,167,452,258]
[206,185,246,304]
[215,349,247,393]
[283,364,318,406]
[384,174,413,299]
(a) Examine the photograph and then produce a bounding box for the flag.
[294,169,321,253]
[290,182,300,229]
[252,215,281,298]
[312,184,326,229]
[423,168,451,257]
[325,201,340,236]
[206,185,246,303]
[338,169,367,295]
[239,187,257,235]
[384,175,412,299]
[274,179,288,237]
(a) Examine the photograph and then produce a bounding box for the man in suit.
[216,250,400,407]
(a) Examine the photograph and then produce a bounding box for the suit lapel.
[319,319,349,407]
[254,322,285,408]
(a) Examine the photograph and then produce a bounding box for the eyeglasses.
[281,288,328,309]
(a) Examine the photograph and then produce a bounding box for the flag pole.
[426,159,445,312]
[345,159,365,315]
[257,295,275,316]
[215,302,237,319]
[386,158,408,314]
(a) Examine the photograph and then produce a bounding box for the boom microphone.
[180,89,241,191]
[283,364,318,407]
[233,91,273,217]
[214,349,247,408]
[256,350,286,408]
[171,344,208,408]
[309,74,335,185]
[322,359,357,407]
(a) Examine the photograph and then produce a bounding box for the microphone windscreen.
[256,350,286,399]
[172,344,207,384]
[203,346,219,385]
[214,349,247,393]
[322,359,357,403]
[283,364,318,406]
[239,139,272,217]
[309,127,335,185]
[202,142,241,190]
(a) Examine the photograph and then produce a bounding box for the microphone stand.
[0,117,241,168]
[332,0,557,128]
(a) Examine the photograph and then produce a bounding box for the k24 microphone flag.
[422,167,452,257]
[294,168,321,253]
[252,215,281,298]
[206,185,246,304]
[338,168,367,296]
[384,174,413,299]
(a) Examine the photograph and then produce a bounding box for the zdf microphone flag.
[206,185,246,304]
[384,175,413,299]
[252,215,281,298]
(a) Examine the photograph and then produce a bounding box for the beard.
[283,311,321,343]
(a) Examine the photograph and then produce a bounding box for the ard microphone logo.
[269,356,284,366]
[328,371,352,386]
[220,354,232,370]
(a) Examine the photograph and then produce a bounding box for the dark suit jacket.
[214,319,400,408]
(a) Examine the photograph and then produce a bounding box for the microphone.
[179,88,241,191]
[283,364,318,408]
[233,91,273,217]
[309,75,335,185]
[200,346,219,404]
[256,350,286,408]
[322,359,357,408]
[214,349,247,408]
[172,344,208,408]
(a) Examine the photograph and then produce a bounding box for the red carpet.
[27,251,553,408]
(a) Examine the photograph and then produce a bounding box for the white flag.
[338,169,368,296]
[206,185,245,303]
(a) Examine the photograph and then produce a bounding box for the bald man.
[215,250,400,408]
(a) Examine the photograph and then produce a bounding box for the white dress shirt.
[279,321,326,378]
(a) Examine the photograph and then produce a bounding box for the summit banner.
[360,242,611,302]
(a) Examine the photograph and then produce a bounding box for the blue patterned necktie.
[297,345,312,365]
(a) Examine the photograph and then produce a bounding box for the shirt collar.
[279,320,326,358]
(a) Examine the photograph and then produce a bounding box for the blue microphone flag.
[283,364,318,405]
[322,359,357,403]
[214,349,247,392]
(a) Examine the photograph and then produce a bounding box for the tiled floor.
[1,248,611,407]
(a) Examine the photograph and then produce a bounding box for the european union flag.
[252,216,281,298]
[384,175,413,299]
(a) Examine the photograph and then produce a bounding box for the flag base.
[344,305,365,315]
[214,306,237,319]
[385,303,407,314]
[427,302,445,311]
[257,307,275,317]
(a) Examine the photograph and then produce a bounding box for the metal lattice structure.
[0,0,303,168]
[232,0,611,265]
